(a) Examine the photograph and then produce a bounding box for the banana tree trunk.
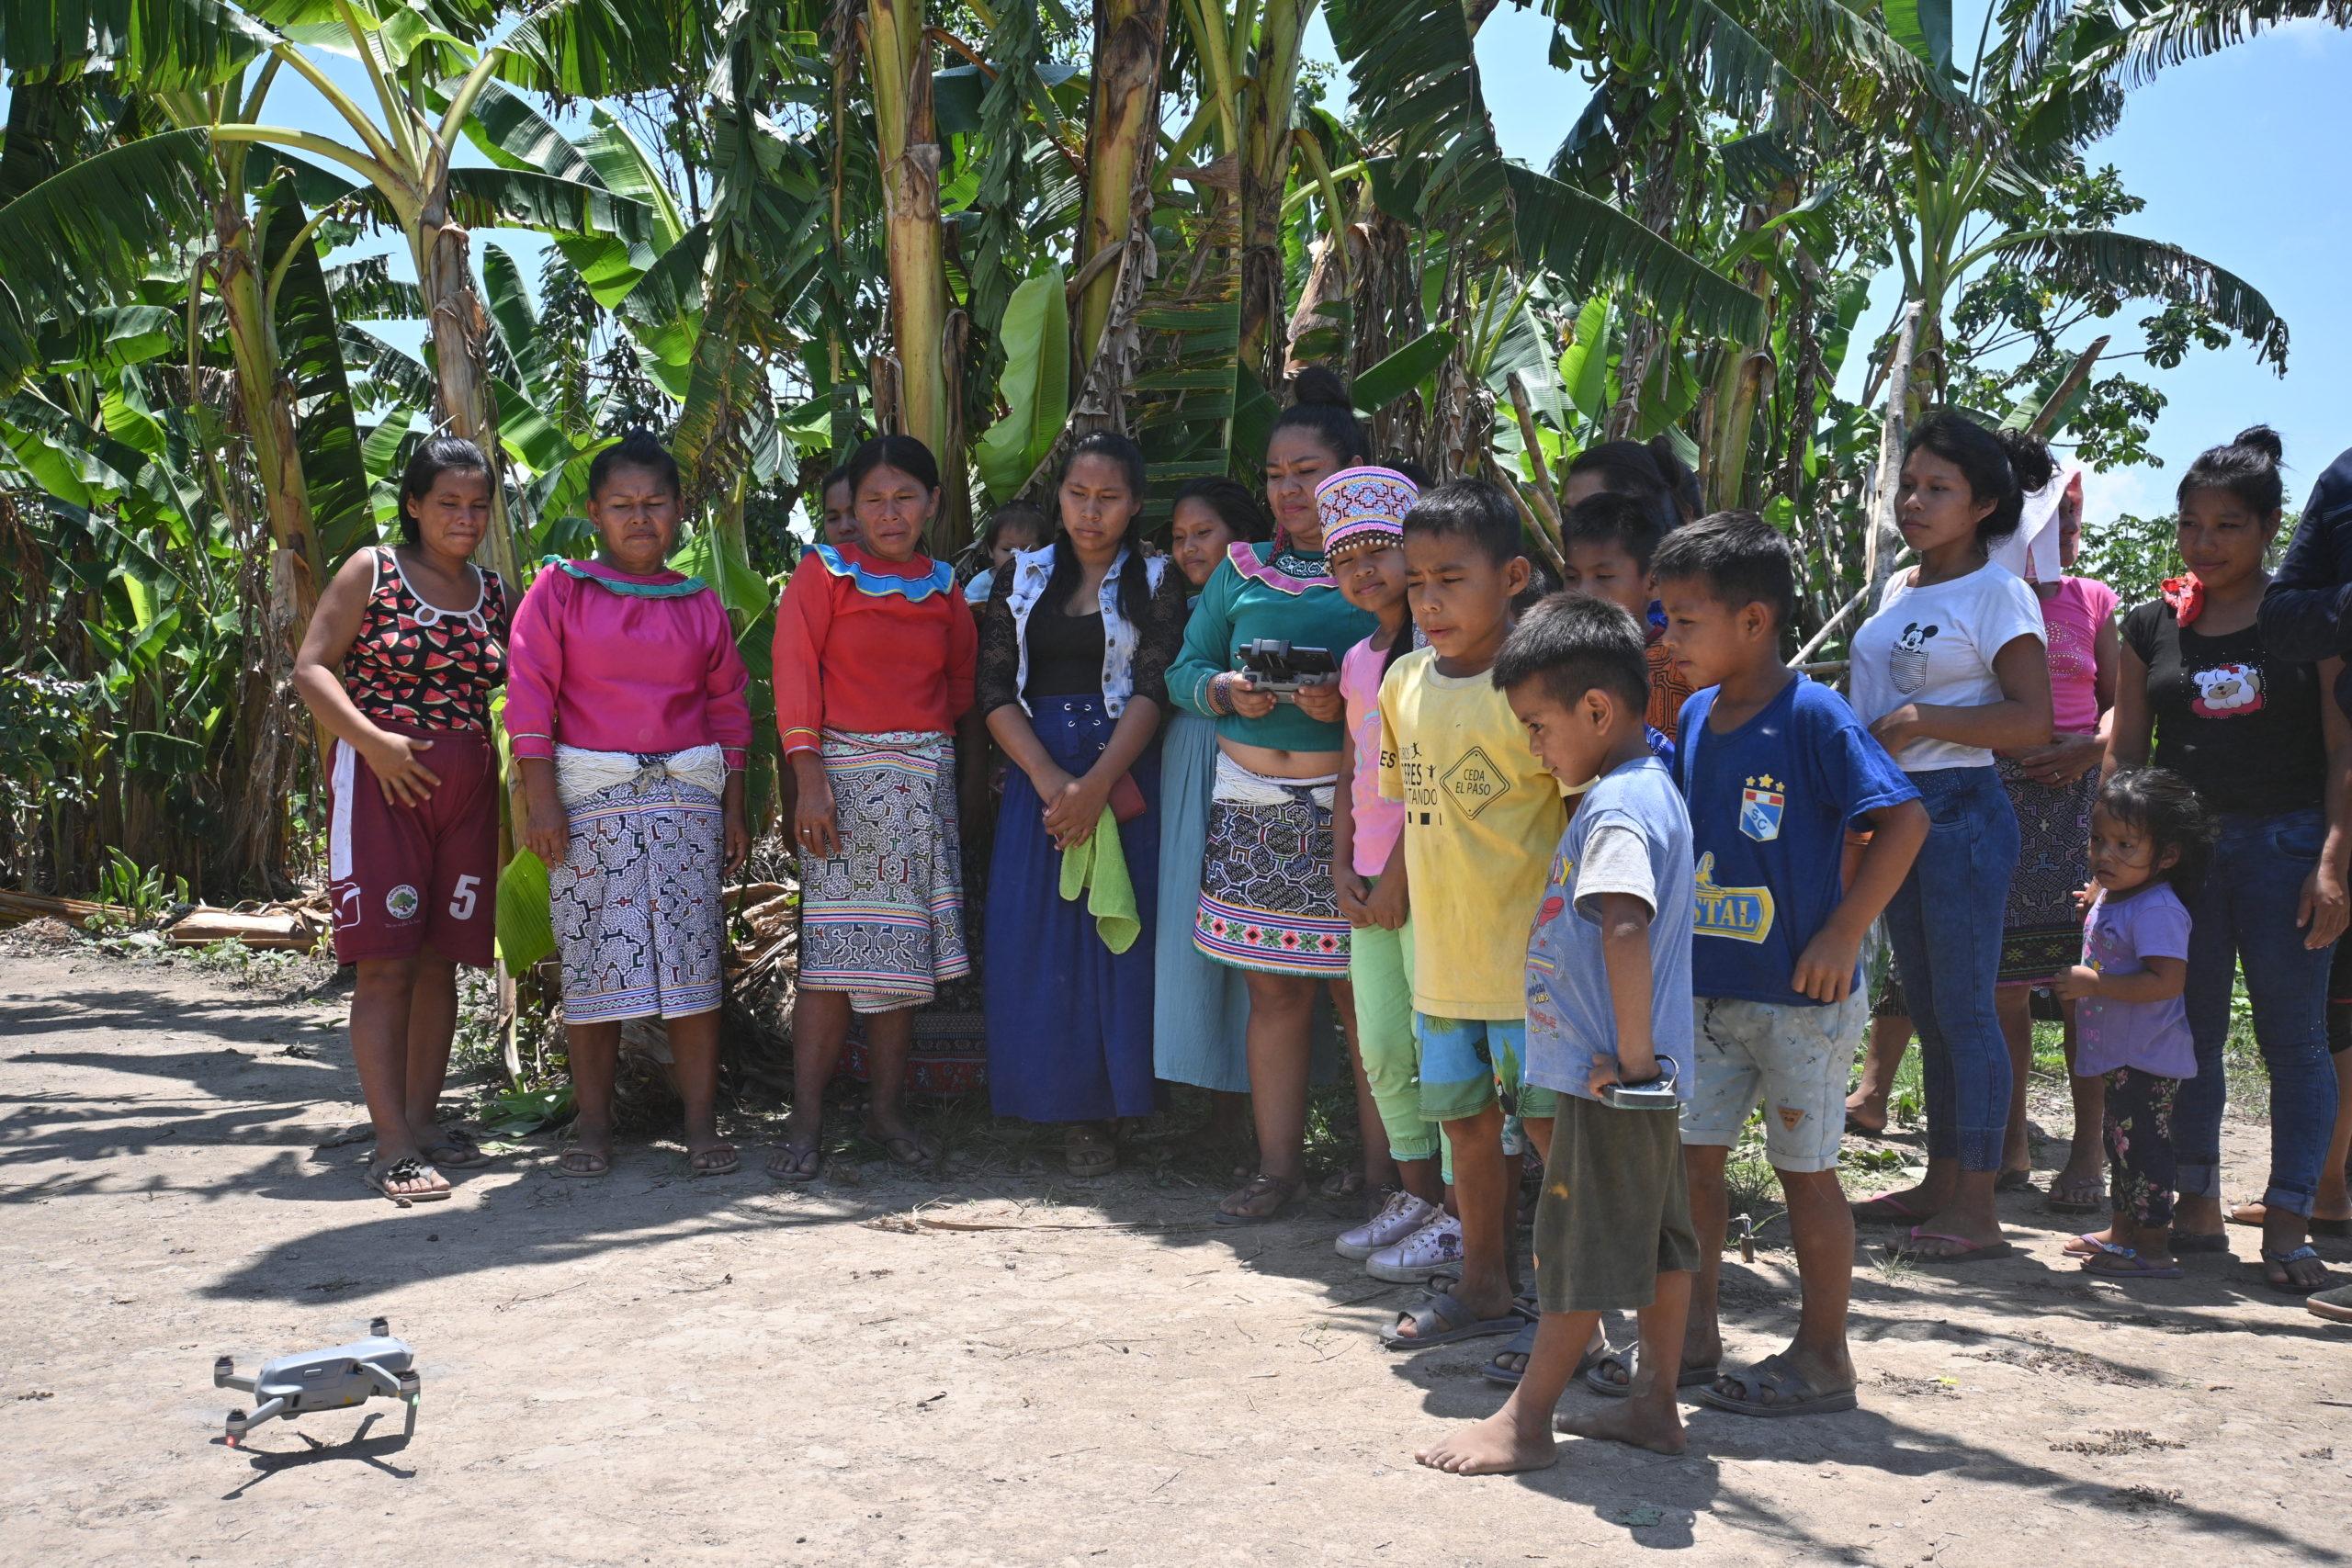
[1237,0,1316,391]
[213,193,322,893]
[417,217,525,590]
[214,207,325,623]
[865,0,950,461]
[1077,0,1170,369]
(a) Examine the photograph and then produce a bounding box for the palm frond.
[1978,226,2289,370]
[442,166,660,247]
[338,322,435,409]
[1326,0,1509,249]
[2102,0,2352,86]
[0,126,212,389]
[459,78,602,187]
[0,0,276,91]
[260,170,370,562]
[322,256,424,321]
[1505,166,1766,342]
[496,0,717,100]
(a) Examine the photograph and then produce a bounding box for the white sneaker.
[1335,1190,1439,1260]
[1365,1211,1464,1282]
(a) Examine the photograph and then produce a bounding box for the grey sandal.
[1381,1291,1522,1350]
[1583,1348,1719,1399]
[1697,1355,1859,1418]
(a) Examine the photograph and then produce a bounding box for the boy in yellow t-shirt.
[1375,480,1567,1350]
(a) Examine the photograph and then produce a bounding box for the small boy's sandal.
[1583,1348,1718,1399]
[1481,1326,1610,1388]
[1695,1356,1859,1419]
[1380,1292,1521,1350]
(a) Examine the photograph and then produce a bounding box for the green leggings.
[1350,913,1439,1163]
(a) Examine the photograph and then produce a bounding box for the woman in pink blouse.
[507,433,752,1179]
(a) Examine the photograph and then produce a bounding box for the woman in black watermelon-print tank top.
[293,437,509,1205]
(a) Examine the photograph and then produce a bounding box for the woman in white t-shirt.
[1847,414,2056,1263]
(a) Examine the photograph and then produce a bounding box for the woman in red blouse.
[294,437,508,1202]
[768,435,980,1178]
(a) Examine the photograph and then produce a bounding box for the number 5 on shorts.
[449,874,481,921]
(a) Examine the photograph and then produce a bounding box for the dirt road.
[2,943,2346,1567]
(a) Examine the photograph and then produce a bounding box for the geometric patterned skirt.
[1193,759,1350,978]
[549,773,726,1024]
[1996,750,2100,987]
[797,729,970,1016]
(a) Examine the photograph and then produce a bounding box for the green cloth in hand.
[1057,805,1139,953]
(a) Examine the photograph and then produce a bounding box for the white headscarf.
[1992,462,2083,583]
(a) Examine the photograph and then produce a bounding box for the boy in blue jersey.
[1652,512,1928,1418]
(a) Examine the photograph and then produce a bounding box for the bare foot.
[1555,1396,1686,1455]
[1414,1411,1556,1475]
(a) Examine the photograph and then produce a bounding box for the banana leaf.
[975,265,1069,503]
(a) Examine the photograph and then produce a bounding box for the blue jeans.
[1882,766,2018,1171]
[2173,807,2341,1217]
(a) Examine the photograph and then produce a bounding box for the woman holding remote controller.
[1169,369,1379,1223]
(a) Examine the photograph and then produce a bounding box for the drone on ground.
[213,1317,419,1447]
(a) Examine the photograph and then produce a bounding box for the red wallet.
[1108,772,1146,824]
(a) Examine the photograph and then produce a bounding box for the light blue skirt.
[1151,712,1340,1092]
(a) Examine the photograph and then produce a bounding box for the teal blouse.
[1168,542,1377,753]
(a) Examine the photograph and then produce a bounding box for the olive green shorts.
[1532,1093,1700,1314]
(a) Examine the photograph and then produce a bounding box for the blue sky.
[1349,4,2352,526]
[19,9,2346,527]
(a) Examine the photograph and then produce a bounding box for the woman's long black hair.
[1044,430,1153,624]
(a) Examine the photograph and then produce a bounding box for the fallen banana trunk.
[0,888,329,951]
[164,908,326,951]
[0,890,137,925]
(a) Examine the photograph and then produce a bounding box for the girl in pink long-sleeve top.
[507,432,751,1180]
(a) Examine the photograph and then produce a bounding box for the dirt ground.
[2,941,2348,1568]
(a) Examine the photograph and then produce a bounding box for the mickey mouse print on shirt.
[2189,661,2265,718]
[1889,621,1940,694]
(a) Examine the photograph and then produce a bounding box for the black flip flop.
[1481,1325,1609,1387]
[2168,1229,2230,1255]
[1697,1355,1859,1418]
[1583,1348,1718,1399]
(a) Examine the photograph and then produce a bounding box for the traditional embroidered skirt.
[798,729,970,1014]
[1194,754,1350,977]
[1996,750,2100,986]
[549,750,727,1025]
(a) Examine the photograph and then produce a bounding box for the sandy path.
[1,945,2346,1567]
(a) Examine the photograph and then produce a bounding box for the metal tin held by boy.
[213,1317,419,1446]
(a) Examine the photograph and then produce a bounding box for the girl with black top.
[978,434,1190,1175]
[2109,427,2350,1293]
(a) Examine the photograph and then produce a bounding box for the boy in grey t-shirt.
[1417,594,1699,1477]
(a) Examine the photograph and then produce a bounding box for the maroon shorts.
[327,725,498,967]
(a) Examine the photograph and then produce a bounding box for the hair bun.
[1996,427,2056,493]
[1290,366,1353,410]
[2233,424,2285,462]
